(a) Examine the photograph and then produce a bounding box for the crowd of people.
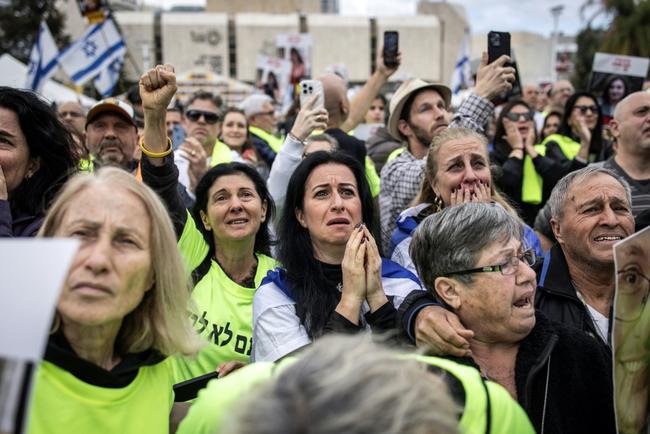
[2,42,650,434]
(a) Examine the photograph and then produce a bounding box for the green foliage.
[572,27,605,90]
[600,0,650,58]
[0,0,69,63]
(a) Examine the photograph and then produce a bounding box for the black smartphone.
[173,371,219,402]
[383,31,399,68]
[487,31,510,64]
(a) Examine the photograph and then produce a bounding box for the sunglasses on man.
[186,110,220,125]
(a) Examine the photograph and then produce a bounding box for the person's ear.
[550,217,562,245]
[434,277,462,310]
[398,119,412,138]
[609,119,620,141]
[200,210,212,231]
[260,199,268,223]
[25,157,41,179]
[295,207,307,229]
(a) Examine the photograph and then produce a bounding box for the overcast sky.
[150,0,611,37]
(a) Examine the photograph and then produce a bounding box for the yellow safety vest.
[249,126,285,153]
[386,146,406,163]
[521,134,581,205]
[209,139,234,167]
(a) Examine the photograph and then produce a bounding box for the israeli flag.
[450,32,472,95]
[93,45,126,97]
[25,21,59,93]
[58,17,126,87]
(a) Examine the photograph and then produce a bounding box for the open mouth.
[513,292,534,309]
[620,359,648,373]
[227,218,249,226]
[327,218,350,226]
[593,235,624,242]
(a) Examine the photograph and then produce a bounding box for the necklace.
[215,255,258,288]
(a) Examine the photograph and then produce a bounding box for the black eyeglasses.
[573,105,598,115]
[186,109,220,125]
[443,249,537,277]
[615,267,650,321]
[505,111,534,122]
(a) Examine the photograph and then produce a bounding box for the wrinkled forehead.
[567,173,628,207]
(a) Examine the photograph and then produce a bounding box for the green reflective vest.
[249,126,285,153]
[521,134,581,205]
[386,146,406,163]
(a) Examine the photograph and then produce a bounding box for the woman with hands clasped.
[137,64,278,379]
[252,151,421,362]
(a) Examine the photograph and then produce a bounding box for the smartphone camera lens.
[490,33,500,46]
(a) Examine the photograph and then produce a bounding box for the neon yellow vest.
[409,355,535,434]
[386,146,406,163]
[209,139,234,167]
[172,213,279,379]
[249,126,285,153]
[521,134,581,204]
[365,156,380,197]
[27,359,175,434]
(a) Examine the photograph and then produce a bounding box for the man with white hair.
[240,94,281,166]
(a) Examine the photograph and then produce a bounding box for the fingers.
[217,361,247,377]
[450,188,458,206]
[415,307,472,357]
[479,51,488,68]
[493,54,512,67]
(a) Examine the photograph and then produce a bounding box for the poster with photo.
[276,33,312,85]
[255,54,291,105]
[613,227,650,434]
[589,53,649,96]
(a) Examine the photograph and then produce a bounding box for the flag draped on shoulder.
[25,21,60,92]
[58,17,125,89]
[450,31,472,95]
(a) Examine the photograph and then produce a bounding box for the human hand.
[449,180,491,205]
[291,95,328,141]
[474,52,516,100]
[139,64,177,114]
[414,306,474,357]
[362,226,388,311]
[503,118,523,150]
[572,114,592,145]
[335,225,368,324]
[179,137,208,191]
[0,165,7,201]
[376,46,401,78]
[216,360,247,377]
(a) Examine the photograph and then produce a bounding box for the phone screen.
[383,31,399,67]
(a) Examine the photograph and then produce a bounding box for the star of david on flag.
[25,21,59,93]
[58,17,125,87]
[94,45,126,97]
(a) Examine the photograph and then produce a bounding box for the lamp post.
[550,5,564,81]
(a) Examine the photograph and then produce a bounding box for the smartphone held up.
[487,30,522,104]
[299,79,325,111]
[383,31,399,68]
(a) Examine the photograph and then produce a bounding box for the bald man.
[318,73,367,167]
[600,91,650,216]
[57,101,86,136]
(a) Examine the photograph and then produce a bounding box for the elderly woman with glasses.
[409,202,616,434]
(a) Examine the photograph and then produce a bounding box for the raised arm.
[139,64,187,235]
[341,48,400,132]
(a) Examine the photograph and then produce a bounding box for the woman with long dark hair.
[600,75,629,124]
[219,107,269,178]
[0,87,78,236]
[252,151,421,362]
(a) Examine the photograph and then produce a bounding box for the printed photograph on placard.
[613,226,650,434]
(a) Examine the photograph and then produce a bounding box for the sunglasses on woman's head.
[573,105,598,115]
[505,112,534,122]
[185,110,220,124]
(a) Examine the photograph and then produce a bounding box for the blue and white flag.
[450,32,472,95]
[58,17,125,87]
[93,45,126,97]
[25,21,59,93]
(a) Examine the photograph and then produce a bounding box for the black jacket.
[536,244,611,347]
[250,132,277,167]
[447,312,615,434]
